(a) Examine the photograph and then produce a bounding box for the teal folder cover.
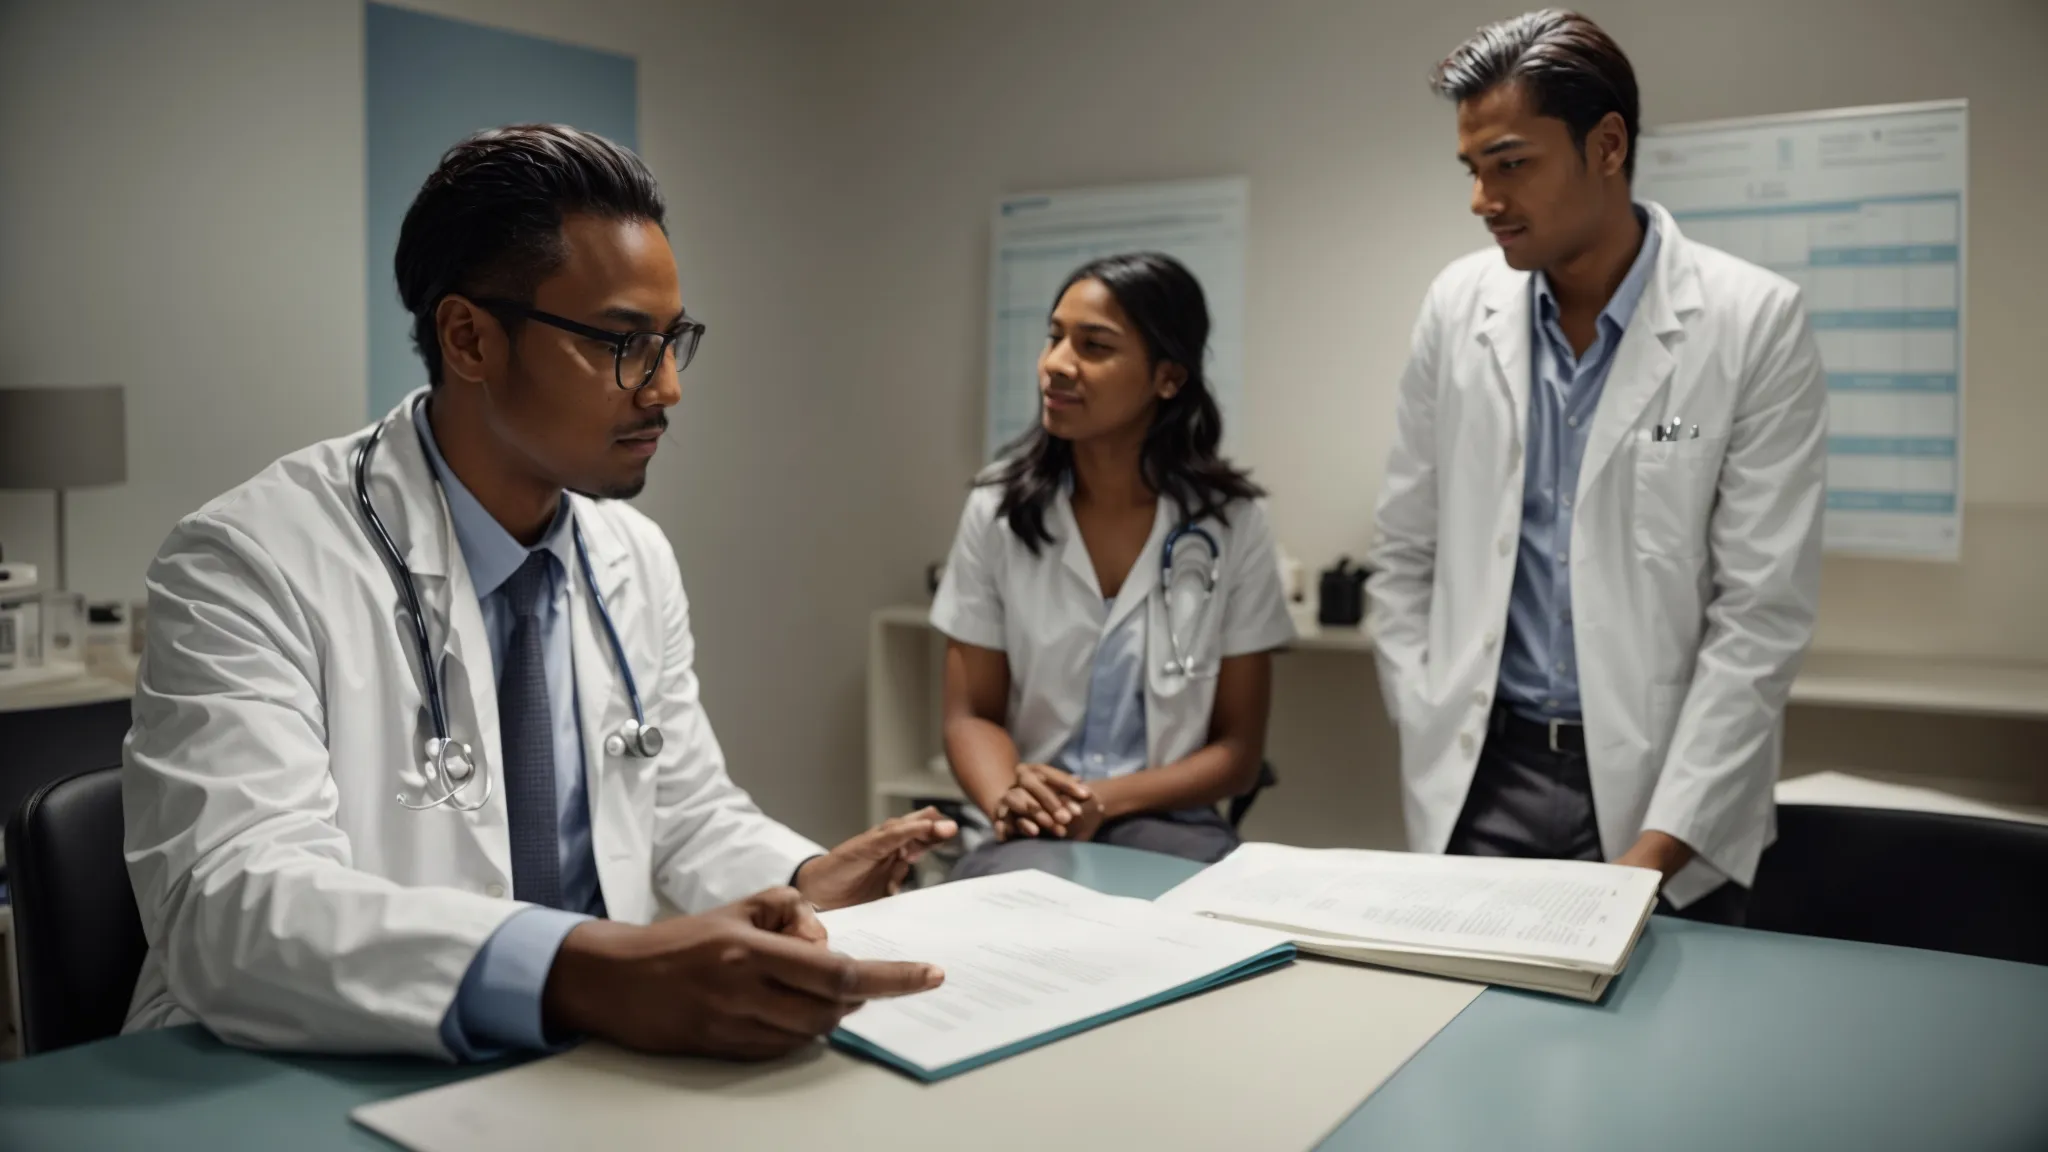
[831,943,1296,1082]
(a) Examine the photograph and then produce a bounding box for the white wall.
[0,0,369,609]
[0,0,871,841]
[823,0,2048,654]
[5,0,2044,846]
[818,0,2048,839]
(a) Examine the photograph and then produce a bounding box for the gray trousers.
[1450,717,1749,927]
[950,810,1239,881]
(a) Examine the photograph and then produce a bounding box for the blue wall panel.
[365,4,636,417]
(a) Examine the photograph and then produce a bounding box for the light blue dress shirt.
[1054,599,1148,783]
[1497,207,1661,722]
[411,402,601,1059]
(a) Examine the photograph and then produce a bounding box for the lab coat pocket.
[1631,433,1726,559]
[1645,677,1692,755]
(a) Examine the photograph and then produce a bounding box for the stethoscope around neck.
[1159,522,1222,680]
[353,414,663,813]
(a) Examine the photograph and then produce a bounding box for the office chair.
[0,697,132,870]
[1227,761,1278,830]
[5,767,148,1055]
[1748,804,2048,966]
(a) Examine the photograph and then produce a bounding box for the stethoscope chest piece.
[430,737,476,782]
[399,735,489,812]
[605,719,664,759]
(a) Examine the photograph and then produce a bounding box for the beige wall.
[0,0,870,841]
[3,0,2042,846]
[0,0,370,610]
[819,0,2048,840]
[825,0,2048,650]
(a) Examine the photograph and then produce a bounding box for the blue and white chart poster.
[1638,100,1967,560]
[986,178,1248,460]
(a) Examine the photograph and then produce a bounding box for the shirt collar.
[1533,203,1662,335]
[410,398,577,598]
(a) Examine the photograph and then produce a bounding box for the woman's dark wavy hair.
[984,251,1262,553]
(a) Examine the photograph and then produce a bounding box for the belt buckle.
[1548,718,1567,754]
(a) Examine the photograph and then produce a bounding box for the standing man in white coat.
[1367,10,1826,923]
[123,125,950,1061]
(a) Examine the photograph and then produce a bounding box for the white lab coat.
[932,483,1295,776]
[1367,203,1827,907]
[122,391,822,1056]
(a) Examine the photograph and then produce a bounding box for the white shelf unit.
[866,606,966,826]
[1790,651,2048,719]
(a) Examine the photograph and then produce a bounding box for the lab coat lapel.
[1103,498,1172,636]
[566,498,635,811]
[1050,488,1102,599]
[1576,206,1698,500]
[436,540,504,844]
[1477,266,1533,450]
[370,391,509,876]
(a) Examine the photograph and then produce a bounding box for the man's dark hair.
[394,124,666,386]
[1430,9,1640,181]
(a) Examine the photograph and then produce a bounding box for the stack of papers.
[1156,843,1660,1001]
[820,869,1295,1081]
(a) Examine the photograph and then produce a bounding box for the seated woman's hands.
[993,763,1104,842]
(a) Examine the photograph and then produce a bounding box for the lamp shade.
[0,384,126,489]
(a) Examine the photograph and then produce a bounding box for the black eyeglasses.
[471,298,705,391]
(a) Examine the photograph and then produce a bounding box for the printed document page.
[822,869,1292,1076]
[1156,843,1659,971]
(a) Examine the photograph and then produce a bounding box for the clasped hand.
[993,763,1104,842]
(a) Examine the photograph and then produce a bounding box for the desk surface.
[3,844,2046,1151]
[0,668,133,714]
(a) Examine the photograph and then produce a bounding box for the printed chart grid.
[1640,101,1966,558]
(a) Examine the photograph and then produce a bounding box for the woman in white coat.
[933,252,1295,876]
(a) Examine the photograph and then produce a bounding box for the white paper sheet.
[1156,843,1659,971]
[823,869,1291,1075]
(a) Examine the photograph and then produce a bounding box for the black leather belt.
[1490,703,1586,755]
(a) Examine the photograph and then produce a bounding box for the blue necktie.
[498,552,563,909]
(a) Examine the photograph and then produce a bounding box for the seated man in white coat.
[123,124,950,1060]
[1367,11,1827,923]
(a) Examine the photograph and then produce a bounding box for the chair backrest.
[1749,804,2048,966]
[0,697,132,848]
[4,767,147,1055]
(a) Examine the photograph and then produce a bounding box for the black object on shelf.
[1317,557,1369,627]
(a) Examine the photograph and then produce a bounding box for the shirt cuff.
[440,906,592,1062]
[790,854,824,889]
[1657,852,1733,909]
